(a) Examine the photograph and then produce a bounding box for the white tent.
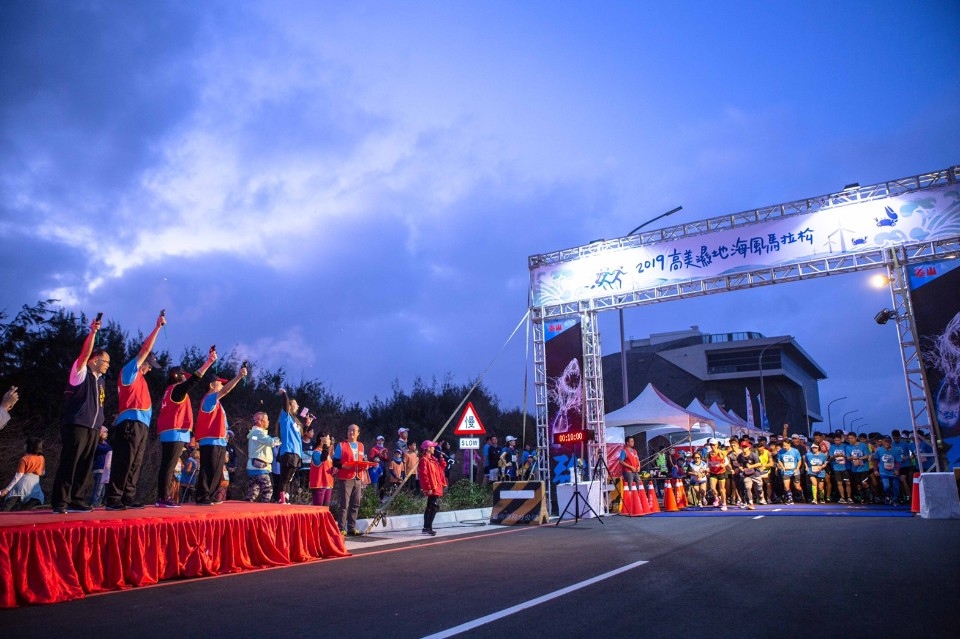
[604,383,716,459]
[686,398,733,439]
[605,383,715,435]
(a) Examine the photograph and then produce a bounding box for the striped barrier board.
[607,477,623,513]
[490,481,549,525]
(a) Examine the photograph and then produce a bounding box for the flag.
[757,393,769,431]
[745,387,756,432]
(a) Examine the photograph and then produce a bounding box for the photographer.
[0,386,19,431]
[436,440,455,481]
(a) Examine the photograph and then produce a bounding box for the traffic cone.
[646,480,660,513]
[627,482,641,516]
[634,481,650,514]
[676,480,689,508]
[619,480,634,516]
[911,472,921,514]
[663,479,679,512]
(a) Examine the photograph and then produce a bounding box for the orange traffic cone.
[619,481,635,516]
[634,481,650,514]
[647,480,661,513]
[676,480,689,508]
[663,479,679,512]
[911,472,921,514]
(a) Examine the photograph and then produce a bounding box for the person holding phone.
[104,311,166,511]
[52,315,108,514]
[0,386,19,430]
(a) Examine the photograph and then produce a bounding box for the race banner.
[544,318,584,486]
[532,183,960,308]
[909,258,960,469]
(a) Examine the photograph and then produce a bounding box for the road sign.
[459,437,480,449]
[454,402,486,435]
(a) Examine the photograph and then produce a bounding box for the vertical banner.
[757,393,769,431]
[544,318,584,486]
[745,387,756,431]
[909,258,960,469]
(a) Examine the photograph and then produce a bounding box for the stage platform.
[0,503,349,608]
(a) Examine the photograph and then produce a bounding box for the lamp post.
[842,410,860,432]
[619,206,683,407]
[827,397,847,431]
[850,417,865,432]
[758,337,793,430]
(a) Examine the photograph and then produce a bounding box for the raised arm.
[75,317,102,373]
[217,365,247,399]
[134,312,166,368]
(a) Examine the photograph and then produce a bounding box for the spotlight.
[874,309,897,325]
[843,182,861,191]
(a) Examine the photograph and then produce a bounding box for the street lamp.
[758,336,793,430]
[850,416,865,432]
[619,206,683,407]
[827,397,847,431]
[842,410,860,432]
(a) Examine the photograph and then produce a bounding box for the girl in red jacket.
[418,440,447,536]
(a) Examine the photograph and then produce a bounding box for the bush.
[442,479,492,511]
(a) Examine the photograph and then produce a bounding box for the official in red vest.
[104,311,165,511]
[194,365,247,505]
[154,347,217,507]
[332,423,369,535]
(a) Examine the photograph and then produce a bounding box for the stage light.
[870,274,892,288]
[874,309,897,325]
[843,182,860,191]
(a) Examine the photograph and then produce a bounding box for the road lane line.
[752,515,765,519]
[421,560,649,639]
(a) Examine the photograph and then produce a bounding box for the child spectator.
[1,437,46,510]
[387,449,404,494]
[91,427,111,507]
[309,433,334,506]
[179,447,200,503]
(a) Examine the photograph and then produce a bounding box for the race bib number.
[783,458,796,471]
[882,455,895,471]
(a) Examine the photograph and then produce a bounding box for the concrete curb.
[358,507,492,533]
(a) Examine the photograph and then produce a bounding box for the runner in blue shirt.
[874,436,903,505]
[776,439,803,504]
[845,432,872,504]
[828,433,852,504]
[804,448,828,504]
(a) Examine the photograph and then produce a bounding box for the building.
[602,326,827,436]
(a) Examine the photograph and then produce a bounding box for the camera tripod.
[556,456,602,526]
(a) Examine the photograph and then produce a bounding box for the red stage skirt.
[0,503,349,608]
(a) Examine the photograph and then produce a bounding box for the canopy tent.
[604,384,716,466]
[686,398,734,438]
[606,383,714,432]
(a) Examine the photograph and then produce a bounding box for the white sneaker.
[720,504,727,511]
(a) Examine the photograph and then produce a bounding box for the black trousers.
[423,495,441,531]
[196,445,226,503]
[52,424,100,509]
[278,452,302,498]
[105,420,149,505]
[157,441,185,502]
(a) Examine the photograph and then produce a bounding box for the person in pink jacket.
[418,440,447,536]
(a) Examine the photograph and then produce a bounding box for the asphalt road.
[3,513,959,638]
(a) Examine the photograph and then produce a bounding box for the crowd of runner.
[652,429,932,510]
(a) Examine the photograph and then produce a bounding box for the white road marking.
[752,515,765,519]
[421,560,650,638]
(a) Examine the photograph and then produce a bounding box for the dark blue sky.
[1,1,958,432]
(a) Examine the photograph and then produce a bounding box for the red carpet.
[0,502,349,608]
